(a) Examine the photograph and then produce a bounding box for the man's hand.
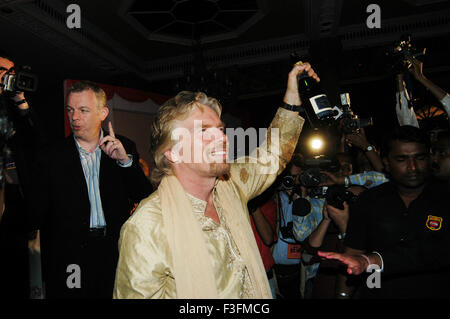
[407,57,425,82]
[100,122,130,164]
[10,91,29,110]
[344,128,370,150]
[326,201,349,235]
[319,170,345,186]
[318,251,369,275]
[283,62,320,106]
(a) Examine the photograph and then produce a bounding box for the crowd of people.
[249,57,450,299]
[0,47,449,299]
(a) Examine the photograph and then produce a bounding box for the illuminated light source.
[310,137,324,151]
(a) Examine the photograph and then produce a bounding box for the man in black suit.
[29,81,152,299]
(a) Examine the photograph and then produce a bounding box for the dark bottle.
[297,71,335,121]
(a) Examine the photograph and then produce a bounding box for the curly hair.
[150,91,222,185]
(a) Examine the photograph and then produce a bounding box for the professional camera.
[0,65,37,185]
[339,93,373,134]
[299,167,328,188]
[307,185,328,198]
[281,174,296,190]
[280,221,295,240]
[0,66,38,94]
[280,173,306,199]
[282,169,328,199]
[387,34,426,73]
[296,156,339,198]
[325,184,358,210]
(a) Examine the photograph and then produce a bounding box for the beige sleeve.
[113,219,176,299]
[228,108,304,202]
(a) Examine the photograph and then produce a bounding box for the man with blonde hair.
[114,63,319,299]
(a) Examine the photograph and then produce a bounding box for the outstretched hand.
[318,251,368,275]
[100,122,130,164]
[326,201,349,235]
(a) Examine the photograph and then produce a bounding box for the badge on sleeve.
[426,215,443,231]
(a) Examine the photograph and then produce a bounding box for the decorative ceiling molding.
[118,0,270,46]
[144,9,450,81]
[2,0,450,85]
[143,34,311,80]
[339,9,450,49]
[402,0,450,6]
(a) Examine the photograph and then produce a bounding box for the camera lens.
[281,175,295,190]
[299,168,322,187]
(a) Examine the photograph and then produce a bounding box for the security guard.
[319,125,450,298]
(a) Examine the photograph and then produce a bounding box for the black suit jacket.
[29,133,152,298]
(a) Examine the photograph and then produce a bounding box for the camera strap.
[278,191,290,229]
[277,191,302,259]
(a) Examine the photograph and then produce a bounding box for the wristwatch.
[338,233,347,240]
[364,145,374,152]
[280,102,304,112]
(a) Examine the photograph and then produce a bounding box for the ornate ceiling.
[1,0,450,101]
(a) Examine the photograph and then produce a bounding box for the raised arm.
[344,128,384,172]
[395,73,420,127]
[230,63,320,201]
[408,57,450,122]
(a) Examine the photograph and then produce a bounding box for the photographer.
[302,184,367,298]
[0,51,46,298]
[272,157,305,299]
[288,151,355,298]
[320,136,389,189]
[273,153,332,298]
[292,155,370,298]
[396,57,450,127]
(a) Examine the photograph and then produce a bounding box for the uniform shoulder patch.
[426,215,443,231]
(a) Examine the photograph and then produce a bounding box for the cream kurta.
[113,108,304,298]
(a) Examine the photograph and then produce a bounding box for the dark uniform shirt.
[345,179,450,298]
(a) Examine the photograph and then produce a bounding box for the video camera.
[281,154,340,198]
[0,65,38,185]
[281,174,302,194]
[1,66,38,94]
[339,93,373,134]
[388,34,426,73]
[301,156,339,198]
[325,184,358,210]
